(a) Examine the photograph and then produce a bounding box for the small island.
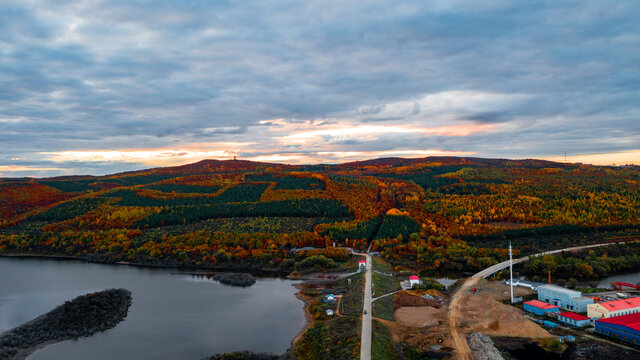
[213,273,257,287]
[0,288,132,360]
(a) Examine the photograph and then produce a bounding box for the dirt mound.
[394,290,443,309]
[458,281,551,338]
[395,306,446,328]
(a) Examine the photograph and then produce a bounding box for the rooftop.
[597,297,640,312]
[558,312,590,321]
[409,275,419,280]
[524,300,559,310]
[358,260,366,264]
[574,296,594,302]
[537,284,581,296]
[596,312,640,332]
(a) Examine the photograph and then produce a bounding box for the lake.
[0,257,306,359]
[596,270,640,288]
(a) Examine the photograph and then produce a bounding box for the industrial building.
[523,300,559,315]
[537,284,593,312]
[595,313,640,345]
[557,312,590,327]
[587,297,640,319]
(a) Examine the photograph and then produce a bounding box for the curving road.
[449,241,627,360]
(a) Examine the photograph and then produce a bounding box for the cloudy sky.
[1,0,639,177]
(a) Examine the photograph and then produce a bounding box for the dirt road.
[449,278,477,360]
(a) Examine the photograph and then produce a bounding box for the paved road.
[449,241,627,360]
[372,290,401,302]
[474,242,624,279]
[358,252,372,360]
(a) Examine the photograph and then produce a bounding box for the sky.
[1,0,639,177]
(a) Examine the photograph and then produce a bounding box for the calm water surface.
[0,257,305,360]
[596,270,640,288]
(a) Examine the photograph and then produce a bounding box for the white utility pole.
[509,242,514,303]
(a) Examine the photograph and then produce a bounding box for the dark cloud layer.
[1,0,639,176]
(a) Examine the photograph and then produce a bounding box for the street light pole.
[509,242,514,303]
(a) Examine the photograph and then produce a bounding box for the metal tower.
[509,242,514,303]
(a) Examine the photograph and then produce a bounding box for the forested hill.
[1,157,639,273]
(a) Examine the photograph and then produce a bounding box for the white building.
[358,260,366,272]
[409,275,420,287]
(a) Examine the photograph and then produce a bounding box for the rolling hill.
[1,157,639,272]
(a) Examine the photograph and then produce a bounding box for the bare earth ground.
[374,317,454,353]
[458,279,551,338]
[373,290,455,354]
[371,279,551,358]
[394,306,447,328]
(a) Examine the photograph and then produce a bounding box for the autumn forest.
[1,157,639,277]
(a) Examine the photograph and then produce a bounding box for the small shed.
[524,300,560,315]
[326,309,334,316]
[409,275,420,287]
[324,294,336,302]
[557,312,590,327]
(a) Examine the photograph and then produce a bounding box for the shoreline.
[291,289,315,349]
[0,252,291,277]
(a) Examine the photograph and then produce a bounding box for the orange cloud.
[545,150,640,166]
[41,142,255,166]
[0,165,65,172]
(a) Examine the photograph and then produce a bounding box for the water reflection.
[0,257,305,360]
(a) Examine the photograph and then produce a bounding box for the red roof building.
[597,312,640,332]
[558,312,589,321]
[557,311,591,327]
[409,275,419,280]
[523,300,560,315]
[599,297,640,312]
[595,313,640,345]
[358,260,366,270]
[525,300,558,310]
[588,296,640,319]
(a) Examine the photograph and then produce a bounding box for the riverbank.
[0,289,132,360]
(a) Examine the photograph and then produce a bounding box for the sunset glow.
[0,1,637,177]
